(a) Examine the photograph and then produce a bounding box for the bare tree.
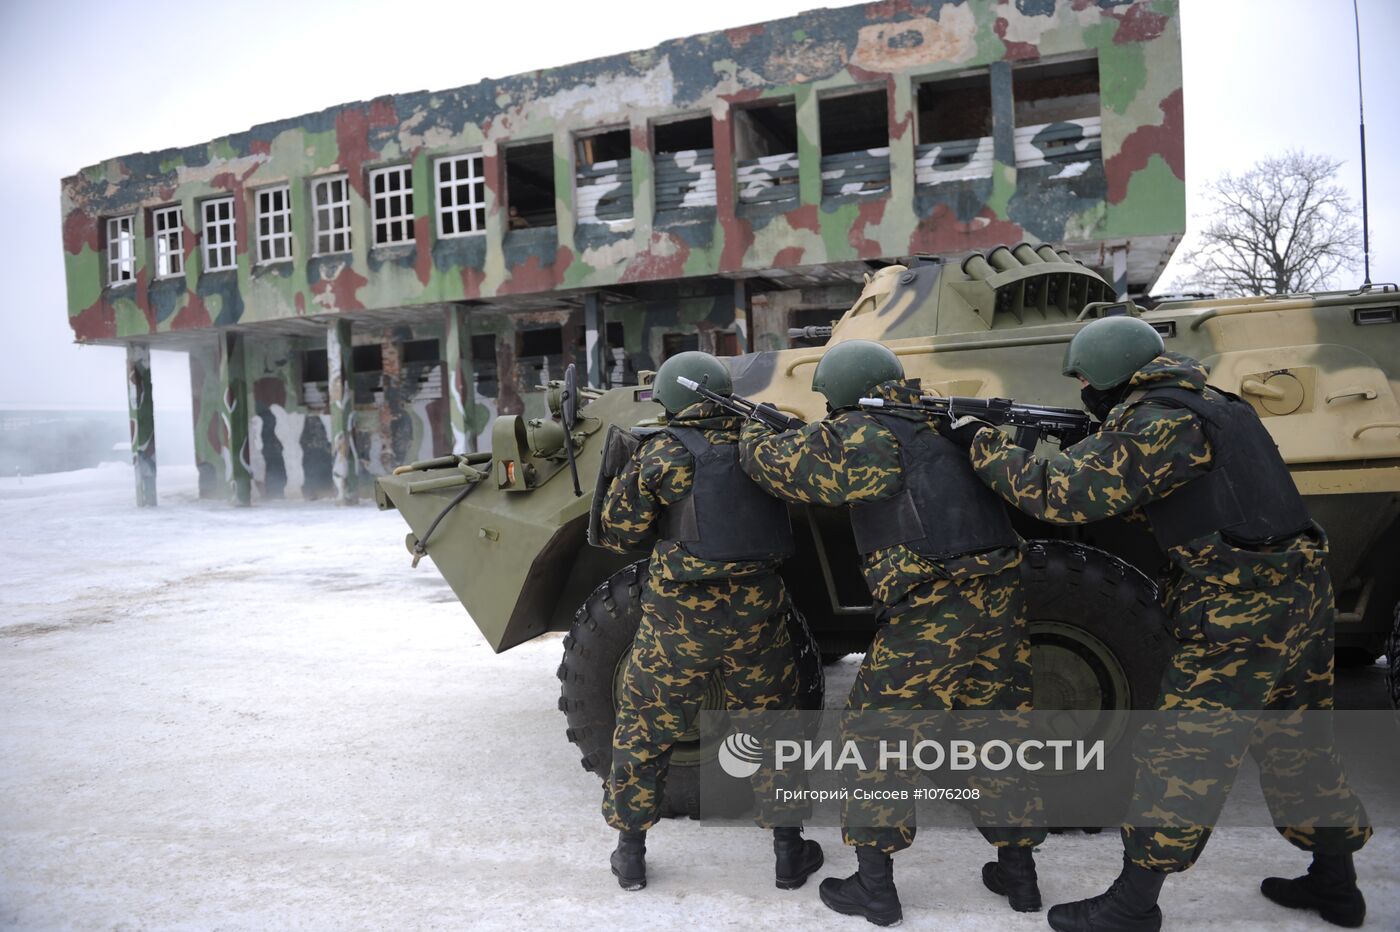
[1176,151,1361,296]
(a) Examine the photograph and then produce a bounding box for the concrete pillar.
[125,343,157,507]
[583,293,606,389]
[327,318,358,504]
[218,331,252,506]
[989,62,1016,168]
[796,85,822,209]
[445,305,479,454]
[732,280,752,353]
[1111,246,1129,298]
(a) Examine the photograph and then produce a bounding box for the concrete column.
[1111,246,1129,298]
[125,343,157,507]
[583,292,606,389]
[795,85,822,208]
[444,305,479,453]
[218,331,252,506]
[328,318,358,504]
[732,280,752,353]
[989,62,1016,167]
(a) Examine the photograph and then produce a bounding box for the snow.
[2,465,1395,929]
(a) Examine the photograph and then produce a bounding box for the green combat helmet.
[1062,316,1165,389]
[811,339,905,409]
[654,351,732,415]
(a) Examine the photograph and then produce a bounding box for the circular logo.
[718,732,764,778]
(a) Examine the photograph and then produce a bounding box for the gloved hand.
[939,415,993,451]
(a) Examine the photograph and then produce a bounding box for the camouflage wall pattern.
[60,0,1184,502]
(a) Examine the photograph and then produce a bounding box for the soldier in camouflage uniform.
[739,340,1047,927]
[594,351,823,893]
[959,316,1371,931]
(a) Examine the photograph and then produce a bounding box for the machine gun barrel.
[674,376,806,431]
[859,394,1093,448]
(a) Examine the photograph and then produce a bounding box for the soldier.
[593,350,823,893]
[958,316,1371,931]
[739,339,1046,927]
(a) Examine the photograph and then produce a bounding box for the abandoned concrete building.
[59,0,1185,505]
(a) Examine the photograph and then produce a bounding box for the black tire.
[1022,540,1175,826]
[1386,603,1400,711]
[558,560,824,819]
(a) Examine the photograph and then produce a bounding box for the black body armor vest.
[658,426,795,563]
[848,413,1018,560]
[1132,386,1312,549]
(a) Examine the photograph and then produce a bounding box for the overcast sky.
[1,0,1394,412]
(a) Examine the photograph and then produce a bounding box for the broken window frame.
[435,153,487,239]
[255,185,293,265]
[653,114,717,213]
[733,99,800,208]
[913,69,995,185]
[311,175,352,256]
[503,140,559,230]
[151,205,183,279]
[201,197,237,272]
[574,127,633,224]
[369,164,416,247]
[817,85,892,199]
[105,214,136,286]
[1011,54,1103,170]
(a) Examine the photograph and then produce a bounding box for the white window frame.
[201,197,237,272]
[255,185,293,265]
[369,164,415,247]
[105,214,136,285]
[152,205,183,279]
[435,154,486,239]
[312,175,352,255]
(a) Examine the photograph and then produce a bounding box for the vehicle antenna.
[1353,0,1372,289]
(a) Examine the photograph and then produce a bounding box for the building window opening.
[662,331,700,360]
[352,344,384,405]
[915,73,994,184]
[518,326,563,358]
[370,165,415,247]
[1012,57,1102,167]
[819,89,890,198]
[256,186,293,264]
[575,129,633,223]
[312,175,352,255]
[734,99,799,207]
[654,115,716,213]
[504,141,557,230]
[712,331,740,356]
[402,339,440,364]
[300,348,329,408]
[201,197,237,272]
[436,154,486,238]
[152,206,183,279]
[105,215,136,285]
[471,332,499,396]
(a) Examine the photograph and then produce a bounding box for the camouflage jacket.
[969,352,1326,583]
[597,400,779,583]
[740,378,1020,609]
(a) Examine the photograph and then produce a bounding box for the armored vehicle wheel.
[558,560,824,819]
[1023,541,1174,823]
[1387,603,1400,711]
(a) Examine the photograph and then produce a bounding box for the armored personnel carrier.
[376,243,1400,813]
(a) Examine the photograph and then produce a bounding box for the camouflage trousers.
[1122,554,1372,872]
[603,569,800,832]
[841,564,1047,853]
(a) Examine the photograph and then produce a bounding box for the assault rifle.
[858,395,1094,449]
[674,376,807,431]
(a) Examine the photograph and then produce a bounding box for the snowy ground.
[1,464,1395,930]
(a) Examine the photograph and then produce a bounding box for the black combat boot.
[1047,855,1165,932]
[982,845,1042,912]
[773,827,825,889]
[818,846,903,926]
[1260,851,1366,928]
[610,829,646,891]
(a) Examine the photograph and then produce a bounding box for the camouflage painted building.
[59,0,1184,505]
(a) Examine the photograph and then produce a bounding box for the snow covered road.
[1,465,1394,930]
